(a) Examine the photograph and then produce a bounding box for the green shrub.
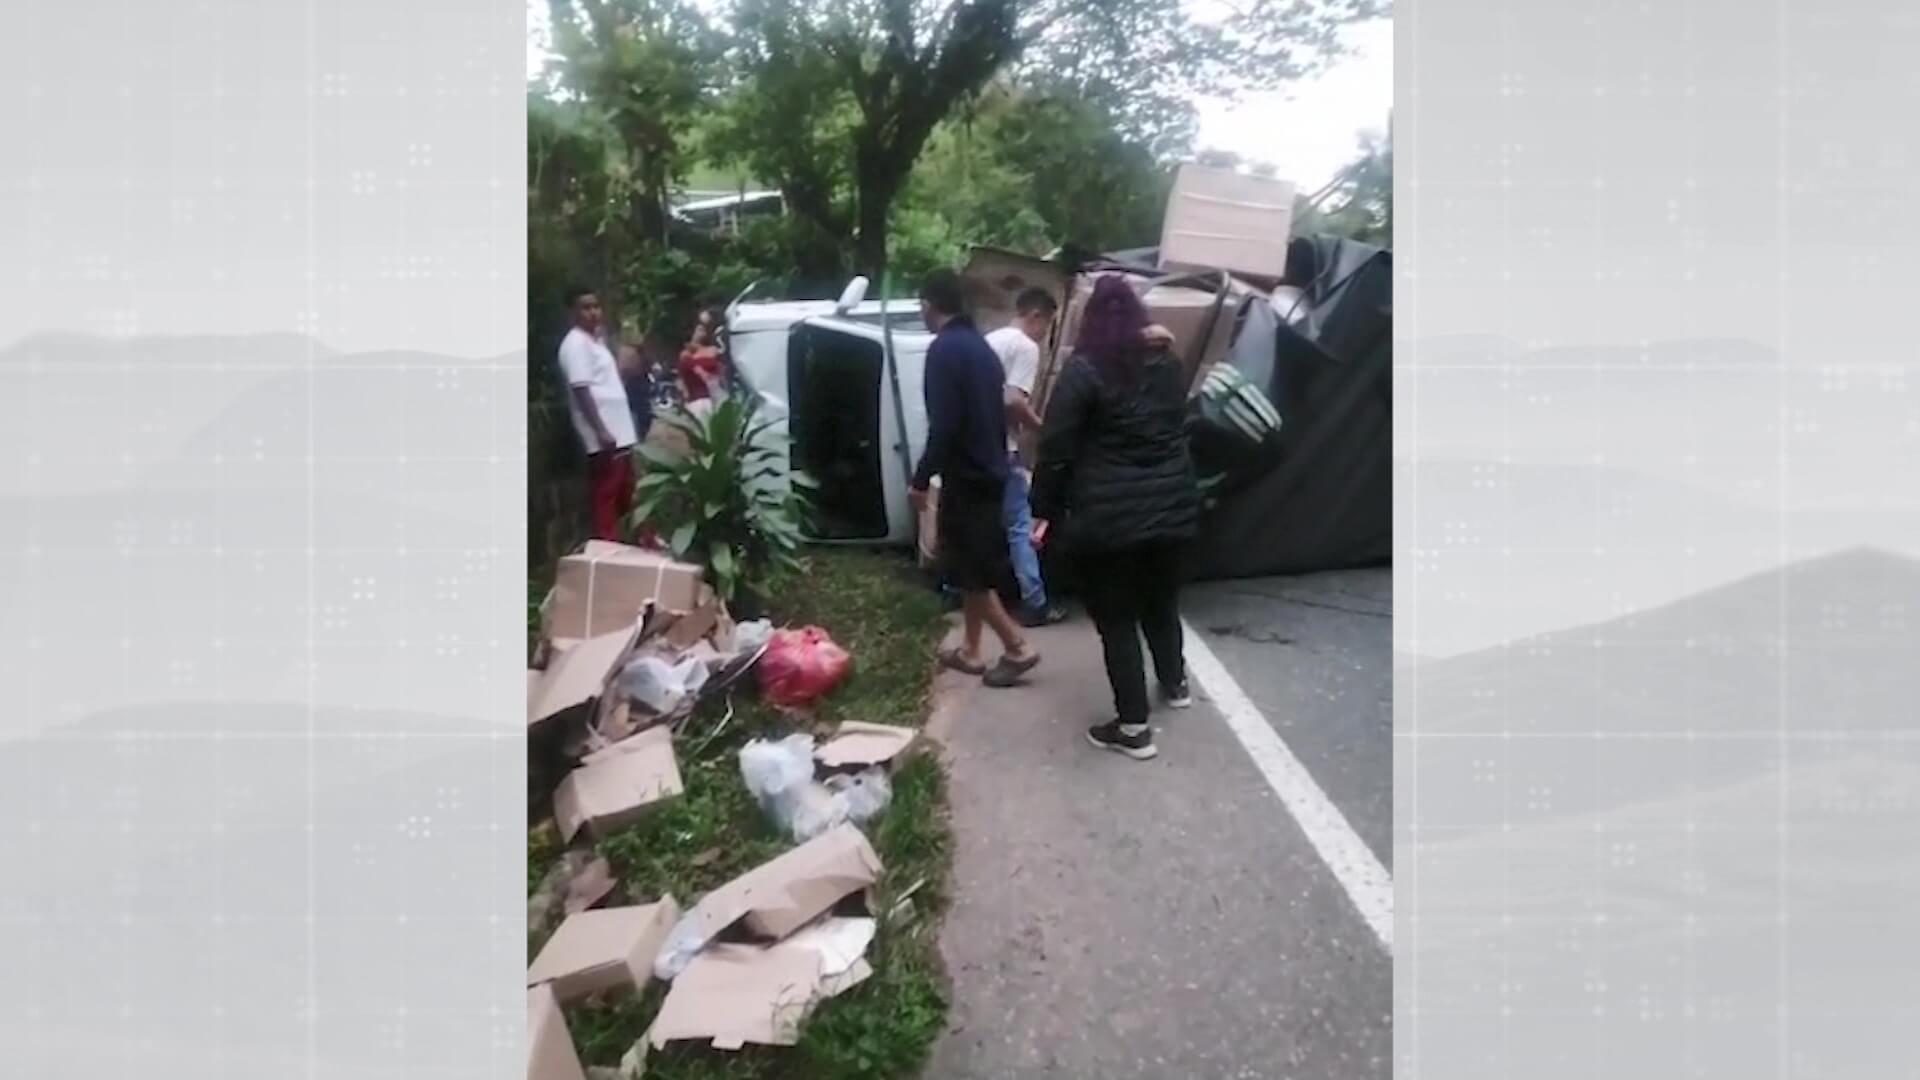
[632,394,814,603]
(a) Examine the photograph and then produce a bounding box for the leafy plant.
[630,393,814,602]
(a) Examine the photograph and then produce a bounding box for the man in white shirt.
[556,285,639,540]
[985,287,1066,627]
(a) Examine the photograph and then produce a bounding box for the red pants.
[588,451,634,541]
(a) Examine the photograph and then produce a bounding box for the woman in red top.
[677,308,726,406]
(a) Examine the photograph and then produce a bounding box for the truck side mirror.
[835,276,870,315]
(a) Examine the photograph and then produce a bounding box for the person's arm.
[1005,386,1045,433]
[1002,336,1045,438]
[560,336,616,452]
[1030,358,1092,521]
[911,342,956,492]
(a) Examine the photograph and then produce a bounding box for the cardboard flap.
[527,984,588,1080]
[648,942,824,1051]
[661,592,728,651]
[580,723,673,766]
[528,626,641,731]
[528,899,681,1003]
[555,729,684,843]
[780,916,876,978]
[814,722,918,770]
[819,957,873,999]
[680,824,884,944]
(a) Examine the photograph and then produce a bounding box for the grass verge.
[530,547,953,1080]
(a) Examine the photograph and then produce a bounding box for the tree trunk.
[854,168,900,278]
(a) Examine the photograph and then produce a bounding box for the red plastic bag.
[757,626,852,707]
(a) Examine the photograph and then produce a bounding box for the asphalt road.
[1180,569,1394,868]
[927,568,1393,1079]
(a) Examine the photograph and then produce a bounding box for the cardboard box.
[556,725,684,842]
[527,625,641,734]
[546,542,705,641]
[1159,163,1297,280]
[815,722,919,771]
[678,824,884,944]
[527,983,588,1080]
[648,942,823,1051]
[528,897,682,1003]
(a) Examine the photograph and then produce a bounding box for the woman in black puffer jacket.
[1031,276,1203,761]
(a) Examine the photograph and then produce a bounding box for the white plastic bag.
[824,767,893,825]
[618,653,711,716]
[652,909,710,981]
[738,734,817,807]
[738,734,869,841]
[723,619,775,668]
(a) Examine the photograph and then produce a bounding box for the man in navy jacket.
[909,269,1041,687]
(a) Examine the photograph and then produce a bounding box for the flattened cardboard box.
[527,625,641,734]
[815,721,920,771]
[528,897,681,1004]
[547,541,705,641]
[648,942,823,1051]
[677,823,883,943]
[648,917,877,1052]
[556,725,684,842]
[528,983,588,1080]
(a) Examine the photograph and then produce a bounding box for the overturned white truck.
[724,164,1391,582]
[725,277,933,547]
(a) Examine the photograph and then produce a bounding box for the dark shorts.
[938,479,1011,594]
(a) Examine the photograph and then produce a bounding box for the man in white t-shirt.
[556,285,639,540]
[985,287,1066,627]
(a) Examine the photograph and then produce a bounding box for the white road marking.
[1181,621,1395,951]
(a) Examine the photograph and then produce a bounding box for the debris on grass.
[529,549,953,1080]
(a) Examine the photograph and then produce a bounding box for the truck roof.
[728,298,930,337]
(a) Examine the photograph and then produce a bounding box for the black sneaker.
[1160,680,1194,709]
[1017,603,1068,628]
[1086,720,1158,760]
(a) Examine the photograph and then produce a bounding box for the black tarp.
[1182,235,1392,580]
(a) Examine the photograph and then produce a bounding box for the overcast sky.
[1195,18,1392,191]
[527,5,1393,192]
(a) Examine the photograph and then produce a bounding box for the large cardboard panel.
[1158,163,1296,279]
[648,942,823,1051]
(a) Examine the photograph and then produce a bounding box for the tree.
[544,0,725,248]
[1297,124,1391,247]
[711,0,1383,275]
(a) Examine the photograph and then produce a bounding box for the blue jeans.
[1002,461,1047,612]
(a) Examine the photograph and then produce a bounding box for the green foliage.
[886,85,1172,266]
[987,90,1172,252]
[631,394,813,602]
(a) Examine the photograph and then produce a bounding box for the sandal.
[983,650,1041,688]
[938,648,988,676]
